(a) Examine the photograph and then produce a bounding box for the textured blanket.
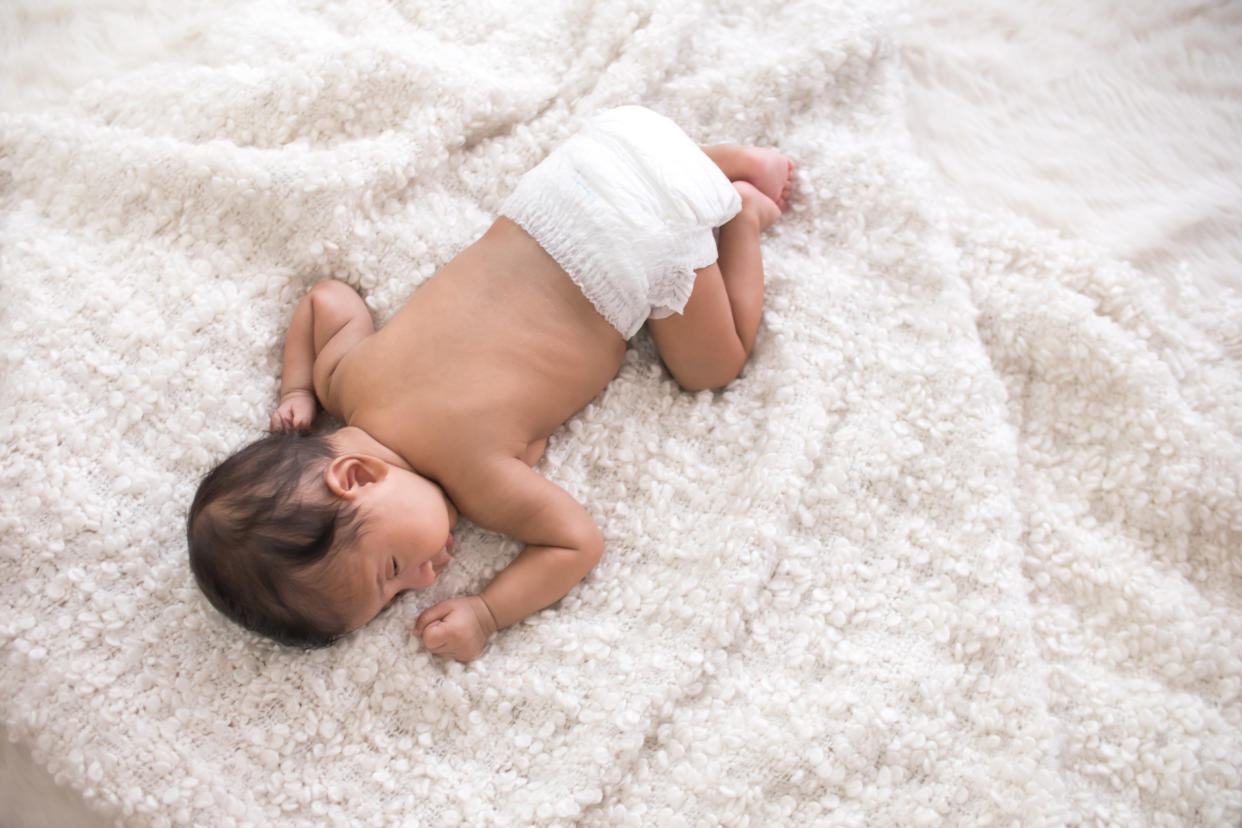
[2,1,1240,826]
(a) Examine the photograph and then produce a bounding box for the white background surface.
[1,0,1238,824]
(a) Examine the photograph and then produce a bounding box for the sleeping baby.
[187,106,794,661]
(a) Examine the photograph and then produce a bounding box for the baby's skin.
[272,144,793,661]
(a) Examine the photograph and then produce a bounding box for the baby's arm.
[271,280,373,432]
[414,458,603,662]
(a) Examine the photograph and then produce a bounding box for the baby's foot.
[741,148,795,212]
[733,181,781,231]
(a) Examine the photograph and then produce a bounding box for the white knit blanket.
[3,1,1241,825]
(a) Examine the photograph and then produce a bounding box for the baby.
[187,106,793,661]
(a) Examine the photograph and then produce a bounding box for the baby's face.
[314,463,457,632]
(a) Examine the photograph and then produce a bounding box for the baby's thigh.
[647,264,746,392]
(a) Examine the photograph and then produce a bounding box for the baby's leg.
[702,144,794,211]
[648,182,779,391]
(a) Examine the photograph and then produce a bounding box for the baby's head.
[187,431,358,647]
[187,428,455,647]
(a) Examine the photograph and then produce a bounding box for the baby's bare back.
[327,217,626,490]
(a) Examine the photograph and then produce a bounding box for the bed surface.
[2,1,1239,825]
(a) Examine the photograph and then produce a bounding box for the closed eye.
[391,557,399,579]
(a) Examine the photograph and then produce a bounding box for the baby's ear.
[324,455,388,498]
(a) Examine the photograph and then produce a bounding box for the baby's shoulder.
[433,443,542,514]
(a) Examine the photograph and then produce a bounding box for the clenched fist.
[271,389,317,433]
[414,595,498,662]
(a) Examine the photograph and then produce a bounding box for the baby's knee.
[669,352,746,392]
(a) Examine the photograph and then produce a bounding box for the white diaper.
[500,106,742,339]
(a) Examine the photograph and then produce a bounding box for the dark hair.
[186,431,359,648]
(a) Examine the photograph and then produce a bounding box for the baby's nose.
[432,548,451,572]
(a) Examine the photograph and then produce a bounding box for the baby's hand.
[414,595,498,662]
[270,389,317,433]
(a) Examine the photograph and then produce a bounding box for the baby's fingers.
[421,621,451,652]
[271,394,316,434]
[271,407,296,433]
[414,601,453,637]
